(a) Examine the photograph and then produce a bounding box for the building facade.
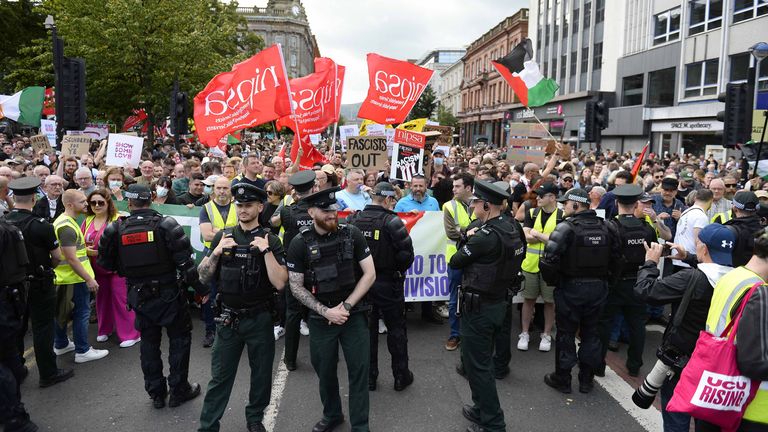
[440,60,464,117]
[414,48,467,105]
[237,0,321,78]
[458,9,530,147]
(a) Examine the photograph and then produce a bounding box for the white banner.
[40,119,56,149]
[106,133,144,168]
[401,211,449,301]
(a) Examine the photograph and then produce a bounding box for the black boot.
[544,371,572,394]
[168,382,201,407]
[578,369,595,394]
[394,370,414,391]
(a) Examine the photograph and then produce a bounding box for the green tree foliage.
[409,84,437,120]
[0,0,48,93]
[436,104,459,128]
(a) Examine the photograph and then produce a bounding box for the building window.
[593,42,603,70]
[581,47,589,73]
[570,51,577,77]
[290,53,297,68]
[733,0,768,23]
[595,0,605,23]
[684,59,718,97]
[653,8,681,45]
[648,67,676,106]
[730,53,751,82]
[688,0,722,36]
[573,8,580,33]
[622,74,644,106]
[560,54,567,78]
[583,2,592,29]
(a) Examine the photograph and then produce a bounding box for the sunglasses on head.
[90,200,106,207]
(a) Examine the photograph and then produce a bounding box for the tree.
[0,0,48,93]
[11,0,263,142]
[437,104,459,128]
[409,84,437,120]
[337,114,347,126]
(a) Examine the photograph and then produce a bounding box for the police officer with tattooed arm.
[197,183,287,432]
[286,187,376,432]
[98,184,209,410]
[449,180,525,432]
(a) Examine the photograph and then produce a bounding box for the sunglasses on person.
[725,183,737,188]
[266,191,278,196]
[562,177,573,182]
[89,200,106,207]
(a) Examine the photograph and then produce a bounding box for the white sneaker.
[54,340,75,356]
[299,320,310,336]
[96,335,109,343]
[119,338,140,348]
[517,332,530,351]
[539,334,552,352]
[74,348,109,363]
[436,304,449,318]
[274,326,285,341]
[378,319,388,334]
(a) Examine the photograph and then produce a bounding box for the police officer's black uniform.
[98,184,209,409]
[449,180,525,432]
[541,188,623,394]
[275,170,316,370]
[346,182,415,391]
[2,177,73,388]
[0,219,38,432]
[725,191,763,267]
[198,184,287,432]
[597,185,657,377]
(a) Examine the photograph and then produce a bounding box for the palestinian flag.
[492,39,558,108]
[0,86,45,127]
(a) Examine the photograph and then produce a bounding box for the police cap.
[473,180,509,205]
[557,188,590,204]
[301,186,340,211]
[371,182,397,197]
[232,183,267,204]
[613,184,644,205]
[8,176,41,196]
[124,184,152,201]
[733,191,759,212]
[289,170,316,193]
[493,181,513,201]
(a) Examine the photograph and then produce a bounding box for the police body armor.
[615,216,649,277]
[283,202,314,247]
[2,212,51,281]
[560,217,611,278]
[462,221,525,298]
[0,221,29,288]
[349,210,397,280]
[217,227,272,302]
[117,214,175,279]
[299,225,356,305]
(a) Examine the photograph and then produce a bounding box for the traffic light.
[170,87,188,136]
[717,82,753,148]
[595,100,609,130]
[57,57,86,131]
[585,99,609,143]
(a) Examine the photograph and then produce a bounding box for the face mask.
[108,180,123,189]
[156,186,169,198]
[204,186,212,195]
[434,157,444,165]
[509,180,519,188]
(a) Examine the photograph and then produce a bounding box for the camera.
[661,243,672,257]
[632,346,689,409]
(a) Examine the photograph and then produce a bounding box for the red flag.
[314,57,345,122]
[277,142,286,160]
[289,130,327,171]
[631,143,649,181]
[193,45,293,147]
[357,53,434,125]
[43,88,55,116]
[275,58,345,135]
[122,109,148,131]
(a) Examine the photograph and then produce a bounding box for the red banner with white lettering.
[275,57,345,135]
[357,53,434,125]
[193,45,293,147]
[289,129,327,171]
[314,57,345,122]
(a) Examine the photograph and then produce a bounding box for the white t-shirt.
[672,205,709,268]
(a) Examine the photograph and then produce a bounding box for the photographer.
[633,224,735,432]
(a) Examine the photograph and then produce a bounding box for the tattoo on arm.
[198,254,220,285]
[289,271,328,316]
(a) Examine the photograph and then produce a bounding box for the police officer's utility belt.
[128,279,179,300]
[28,266,55,282]
[215,302,272,330]
[458,288,506,316]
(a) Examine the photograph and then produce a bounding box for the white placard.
[436,145,450,156]
[366,124,385,136]
[339,125,359,145]
[40,119,56,148]
[106,133,144,168]
[425,119,439,126]
[385,128,396,156]
[310,134,321,145]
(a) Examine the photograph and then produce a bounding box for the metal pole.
[51,26,63,148]
[753,111,768,179]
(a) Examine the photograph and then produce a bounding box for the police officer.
[541,188,623,394]
[3,177,73,388]
[285,187,376,432]
[347,182,415,392]
[0,219,38,432]
[449,180,525,432]
[98,184,209,409]
[597,185,657,377]
[272,170,316,371]
[197,184,288,432]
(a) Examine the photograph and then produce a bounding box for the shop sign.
[651,119,722,132]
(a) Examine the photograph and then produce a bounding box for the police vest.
[116,213,175,279]
[444,199,474,261]
[521,207,561,273]
[705,266,768,424]
[52,214,94,285]
[462,219,526,298]
[711,210,733,224]
[560,217,612,278]
[615,215,650,275]
[2,211,50,278]
[349,209,396,278]
[299,225,356,301]
[217,227,273,303]
[203,201,237,248]
[0,220,29,286]
[282,203,314,248]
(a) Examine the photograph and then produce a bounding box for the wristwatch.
[342,302,352,311]
[260,246,272,254]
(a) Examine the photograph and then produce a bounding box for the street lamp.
[748,42,767,177]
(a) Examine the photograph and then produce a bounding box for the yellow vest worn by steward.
[521,207,562,273]
[203,201,237,248]
[53,214,95,285]
[705,266,768,424]
[711,210,733,224]
[443,199,474,261]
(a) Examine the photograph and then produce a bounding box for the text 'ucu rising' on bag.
[667,283,762,432]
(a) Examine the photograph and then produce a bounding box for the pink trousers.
[96,272,140,342]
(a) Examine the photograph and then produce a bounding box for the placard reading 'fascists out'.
[346,136,388,171]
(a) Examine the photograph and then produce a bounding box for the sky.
[239,0,529,104]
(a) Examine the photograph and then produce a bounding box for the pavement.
[19,306,666,432]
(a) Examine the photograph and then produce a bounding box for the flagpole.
[531,112,562,144]
[331,122,338,155]
[293,117,304,165]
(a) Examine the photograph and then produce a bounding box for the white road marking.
[595,366,664,432]
[263,347,289,432]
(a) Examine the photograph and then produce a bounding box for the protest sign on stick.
[347,136,387,171]
[29,135,52,153]
[106,134,144,168]
[390,142,424,181]
[61,135,91,157]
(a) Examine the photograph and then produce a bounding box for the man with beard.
[394,175,439,213]
[286,187,376,432]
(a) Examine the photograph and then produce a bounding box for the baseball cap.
[661,177,679,190]
[680,171,694,182]
[698,224,735,266]
[733,191,759,212]
[202,175,219,186]
[535,182,559,197]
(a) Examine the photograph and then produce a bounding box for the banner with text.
[346,136,388,171]
[358,53,434,124]
[390,142,424,181]
[61,135,92,157]
[106,133,144,168]
[276,57,345,135]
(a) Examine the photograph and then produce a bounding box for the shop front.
[650,119,722,156]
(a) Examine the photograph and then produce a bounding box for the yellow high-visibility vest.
[53,214,95,285]
[203,201,237,248]
[711,210,733,224]
[705,266,768,423]
[443,199,473,261]
[521,207,561,273]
